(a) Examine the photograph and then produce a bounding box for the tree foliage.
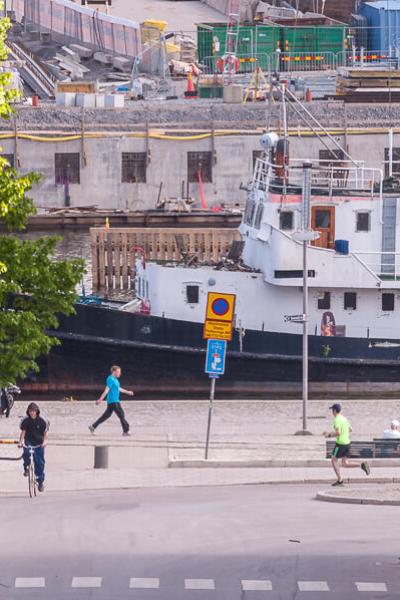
[0,11,85,385]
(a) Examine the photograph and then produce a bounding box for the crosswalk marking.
[241,580,273,591]
[71,577,102,588]
[15,578,45,588]
[298,581,330,592]
[185,579,215,590]
[129,578,160,589]
[355,582,388,592]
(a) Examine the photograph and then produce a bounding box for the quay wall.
[1,101,399,210]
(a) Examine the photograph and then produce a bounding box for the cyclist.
[18,402,49,492]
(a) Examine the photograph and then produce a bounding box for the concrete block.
[55,92,76,107]
[104,94,125,108]
[112,56,133,73]
[76,93,96,108]
[69,44,94,59]
[94,51,113,66]
[95,94,105,108]
[223,84,243,104]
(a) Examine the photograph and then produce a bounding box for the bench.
[326,439,400,459]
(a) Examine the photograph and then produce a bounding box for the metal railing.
[252,157,383,197]
[278,51,336,72]
[199,53,271,74]
[353,251,400,280]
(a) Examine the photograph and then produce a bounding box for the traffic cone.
[184,71,197,99]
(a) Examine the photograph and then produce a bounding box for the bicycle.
[23,444,42,498]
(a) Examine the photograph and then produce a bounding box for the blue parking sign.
[205,339,227,376]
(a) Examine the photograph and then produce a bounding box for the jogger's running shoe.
[122,431,131,436]
[88,425,95,434]
[361,462,370,475]
[331,480,344,486]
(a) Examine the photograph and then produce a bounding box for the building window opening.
[188,151,212,183]
[318,291,331,310]
[344,292,357,311]
[279,211,293,230]
[1,153,14,168]
[356,212,370,232]
[384,147,400,177]
[55,153,80,185]
[121,152,147,183]
[382,292,395,311]
[186,285,199,304]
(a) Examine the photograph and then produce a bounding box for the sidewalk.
[0,400,399,495]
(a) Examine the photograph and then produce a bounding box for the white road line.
[15,578,45,588]
[184,579,215,590]
[71,577,102,588]
[129,578,160,589]
[355,582,388,592]
[298,581,330,592]
[241,580,273,591]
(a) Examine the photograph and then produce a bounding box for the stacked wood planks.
[336,67,400,102]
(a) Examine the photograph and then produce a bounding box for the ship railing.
[253,156,383,197]
[352,251,400,281]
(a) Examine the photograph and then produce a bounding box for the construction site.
[3,0,400,213]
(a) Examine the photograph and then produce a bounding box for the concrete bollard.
[94,446,109,469]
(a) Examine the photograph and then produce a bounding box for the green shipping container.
[197,23,280,73]
[281,25,346,70]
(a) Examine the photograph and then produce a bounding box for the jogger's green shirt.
[333,414,351,445]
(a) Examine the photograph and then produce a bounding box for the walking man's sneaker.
[361,462,370,475]
[331,480,344,487]
[23,467,29,477]
[122,431,131,436]
[88,425,95,434]
[38,482,44,492]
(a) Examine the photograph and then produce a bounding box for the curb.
[168,458,400,469]
[316,490,400,506]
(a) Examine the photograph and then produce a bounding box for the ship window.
[137,277,142,297]
[188,151,212,183]
[318,292,331,310]
[244,198,256,225]
[254,203,264,229]
[55,152,80,184]
[279,211,293,230]
[344,292,357,310]
[356,212,370,232]
[382,292,395,311]
[121,152,147,183]
[186,285,199,304]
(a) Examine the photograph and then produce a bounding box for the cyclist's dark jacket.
[20,416,48,446]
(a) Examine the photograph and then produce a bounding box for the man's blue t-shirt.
[106,375,120,404]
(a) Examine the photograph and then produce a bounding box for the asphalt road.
[0,484,398,599]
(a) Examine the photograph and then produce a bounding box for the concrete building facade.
[1,101,400,210]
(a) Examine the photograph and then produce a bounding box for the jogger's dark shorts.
[332,443,351,458]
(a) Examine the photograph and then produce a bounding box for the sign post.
[204,339,227,460]
[202,292,234,461]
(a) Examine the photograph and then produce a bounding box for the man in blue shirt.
[89,365,134,436]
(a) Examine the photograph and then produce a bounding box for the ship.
[25,87,400,398]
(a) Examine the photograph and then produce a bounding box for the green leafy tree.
[0,10,85,386]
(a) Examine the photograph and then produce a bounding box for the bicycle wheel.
[28,463,36,498]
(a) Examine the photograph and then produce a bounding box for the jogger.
[89,365,134,436]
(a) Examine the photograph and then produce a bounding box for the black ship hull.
[22,304,400,398]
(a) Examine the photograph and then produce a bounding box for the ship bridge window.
[384,147,400,177]
[317,292,331,310]
[344,292,357,311]
[254,203,264,229]
[244,198,256,225]
[356,211,370,232]
[186,285,199,304]
[382,292,395,312]
[279,211,293,231]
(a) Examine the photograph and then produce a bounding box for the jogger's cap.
[329,403,341,412]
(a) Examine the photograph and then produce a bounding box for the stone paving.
[316,485,400,505]
[0,399,399,495]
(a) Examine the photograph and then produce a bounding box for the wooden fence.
[90,227,241,292]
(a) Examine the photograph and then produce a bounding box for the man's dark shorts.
[332,443,351,458]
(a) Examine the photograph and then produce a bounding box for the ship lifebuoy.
[216,55,240,73]
[140,299,151,315]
